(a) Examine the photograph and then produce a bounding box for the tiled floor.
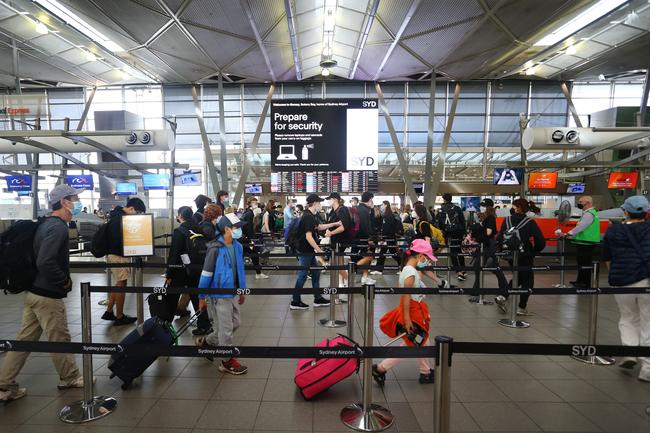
[1,255,650,433]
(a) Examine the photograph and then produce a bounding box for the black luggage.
[108,313,200,389]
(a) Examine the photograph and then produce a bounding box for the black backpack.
[0,218,45,294]
[441,206,464,234]
[285,218,302,252]
[180,227,208,277]
[392,213,404,236]
[90,222,110,258]
[502,216,532,254]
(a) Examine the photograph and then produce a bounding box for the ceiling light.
[566,44,577,55]
[534,0,627,46]
[525,66,536,75]
[85,50,97,62]
[321,68,330,77]
[35,21,48,34]
[625,10,640,25]
[34,0,125,52]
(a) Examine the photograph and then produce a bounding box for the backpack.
[502,216,532,254]
[285,218,302,252]
[90,222,110,258]
[0,219,45,294]
[253,211,263,234]
[440,206,464,235]
[347,206,360,240]
[392,213,404,236]
[180,227,208,278]
[417,220,445,250]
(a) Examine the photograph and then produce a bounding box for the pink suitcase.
[295,335,360,400]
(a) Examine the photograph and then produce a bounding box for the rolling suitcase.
[108,312,200,389]
[295,335,360,400]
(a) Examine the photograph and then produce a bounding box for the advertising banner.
[65,175,94,191]
[271,99,378,172]
[122,214,154,257]
[5,175,32,192]
[608,171,639,189]
[0,95,47,118]
[528,172,558,189]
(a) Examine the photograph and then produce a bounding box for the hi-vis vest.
[574,208,600,244]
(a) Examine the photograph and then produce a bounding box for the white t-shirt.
[399,265,425,302]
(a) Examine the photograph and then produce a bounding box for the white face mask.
[480,206,486,213]
[380,205,386,213]
[411,210,418,219]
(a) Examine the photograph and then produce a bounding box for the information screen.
[115,182,137,196]
[174,170,201,186]
[5,175,31,192]
[567,183,585,194]
[528,172,558,189]
[493,168,524,185]
[142,173,170,191]
[271,99,378,172]
[608,171,639,189]
[245,183,262,194]
[270,171,378,194]
[65,175,94,191]
[413,182,424,194]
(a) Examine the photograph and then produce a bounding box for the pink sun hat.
[408,239,437,262]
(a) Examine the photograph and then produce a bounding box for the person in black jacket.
[164,206,212,335]
[240,197,268,279]
[375,200,401,274]
[101,197,146,326]
[193,194,213,223]
[355,192,377,284]
[199,203,221,240]
[494,198,546,316]
[437,193,468,281]
[216,190,229,213]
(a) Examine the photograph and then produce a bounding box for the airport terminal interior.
[1,0,650,432]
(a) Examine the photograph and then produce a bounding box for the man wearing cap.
[558,196,601,288]
[290,194,343,310]
[0,185,88,401]
[197,213,248,375]
[602,195,650,381]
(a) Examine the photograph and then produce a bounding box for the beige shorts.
[107,254,131,282]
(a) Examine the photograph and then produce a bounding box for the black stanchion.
[58,282,117,423]
[347,261,355,340]
[433,336,453,433]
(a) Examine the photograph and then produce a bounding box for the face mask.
[380,205,386,213]
[176,217,181,224]
[314,204,322,212]
[577,203,584,210]
[251,203,258,209]
[480,206,486,213]
[411,210,417,219]
[416,258,429,269]
[231,227,242,239]
[70,201,82,216]
[223,198,229,206]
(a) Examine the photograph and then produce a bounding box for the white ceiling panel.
[30,34,73,54]
[336,8,366,29]
[544,54,583,69]
[80,60,113,75]
[592,25,644,46]
[334,26,359,45]
[295,0,323,15]
[333,43,356,59]
[533,63,562,78]
[297,28,321,47]
[572,40,610,58]
[0,4,15,20]
[338,0,369,14]
[1,15,40,40]
[58,48,90,65]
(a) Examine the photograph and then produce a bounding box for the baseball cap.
[409,239,437,262]
[361,192,374,202]
[621,195,649,213]
[325,192,341,200]
[306,194,324,204]
[49,184,84,206]
[217,213,247,232]
[480,198,494,207]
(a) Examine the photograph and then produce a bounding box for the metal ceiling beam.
[62,134,150,175]
[560,82,583,128]
[561,146,650,178]
[284,0,302,80]
[349,0,380,80]
[240,0,276,82]
[77,87,96,131]
[191,85,220,196]
[0,163,187,171]
[429,82,461,201]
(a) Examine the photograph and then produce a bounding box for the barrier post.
[469,244,492,305]
[320,247,346,328]
[553,237,567,288]
[347,261,355,340]
[445,243,452,283]
[341,284,394,431]
[572,262,615,365]
[498,250,530,328]
[59,282,117,423]
[433,336,453,433]
[135,257,144,325]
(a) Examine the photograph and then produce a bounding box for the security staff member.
[558,196,600,288]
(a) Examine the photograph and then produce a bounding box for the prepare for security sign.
[271,99,378,172]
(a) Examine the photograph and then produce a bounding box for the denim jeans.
[293,254,324,303]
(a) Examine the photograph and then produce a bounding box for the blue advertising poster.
[66,175,94,191]
[5,175,32,192]
[460,196,481,212]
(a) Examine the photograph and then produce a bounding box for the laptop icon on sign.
[277,145,297,161]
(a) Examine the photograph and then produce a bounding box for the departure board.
[270,171,378,194]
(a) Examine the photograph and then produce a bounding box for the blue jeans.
[293,254,324,303]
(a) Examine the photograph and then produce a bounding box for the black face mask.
[577,203,584,210]
[510,208,515,215]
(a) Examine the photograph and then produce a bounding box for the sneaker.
[516,307,533,316]
[113,315,137,326]
[290,301,310,310]
[456,273,466,282]
[495,295,507,313]
[334,295,348,305]
[307,275,312,280]
[58,376,96,390]
[175,309,191,318]
[361,276,376,285]
[192,327,213,336]
[370,271,383,276]
[419,369,435,384]
[219,358,248,375]
[0,388,26,402]
[619,357,638,370]
[313,298,330,308]
[101,311,116,321]
[255,273,270,280]
[372,364,386,387]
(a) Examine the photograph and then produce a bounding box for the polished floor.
[0,255,649,433]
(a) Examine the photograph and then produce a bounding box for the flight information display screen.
[270,171,378,194]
